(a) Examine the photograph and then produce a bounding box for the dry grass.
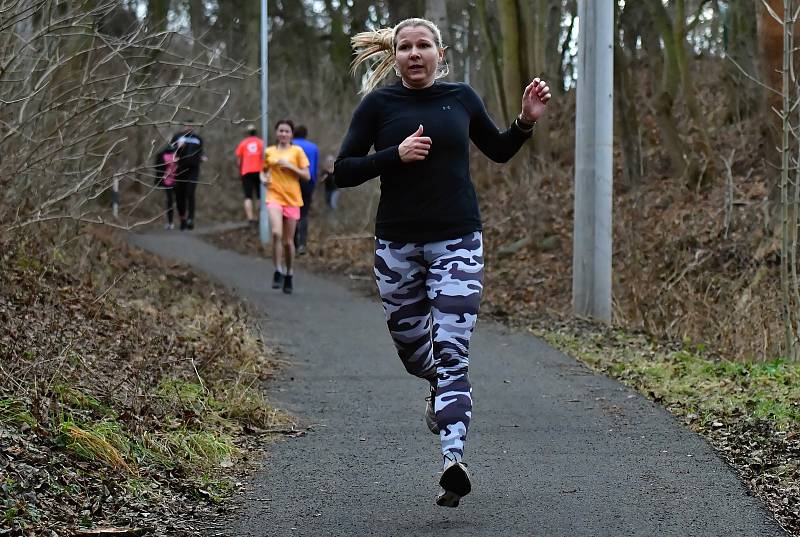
[0,223,292,534]
[63,422,138,475]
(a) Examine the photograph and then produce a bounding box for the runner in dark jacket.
[170,122,204,230]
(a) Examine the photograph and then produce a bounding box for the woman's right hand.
[398,125,432,163]
[260,171,271,185]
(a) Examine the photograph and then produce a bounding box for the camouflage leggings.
[374,232,484,460]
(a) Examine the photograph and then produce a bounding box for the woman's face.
[275,123,293,145]
[395,25,442,89]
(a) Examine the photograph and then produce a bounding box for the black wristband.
[515,116,536,132]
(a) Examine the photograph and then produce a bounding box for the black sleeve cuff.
[513,117,536,135]
[371,145,402,173]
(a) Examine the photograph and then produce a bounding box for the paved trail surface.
[132,229,786,537]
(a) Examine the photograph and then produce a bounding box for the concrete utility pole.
[259,0,270,245]
[573,0,613,321]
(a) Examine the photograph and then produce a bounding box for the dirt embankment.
[1,226,296,536]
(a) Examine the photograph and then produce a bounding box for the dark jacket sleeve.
[459,85,532,163]
[196,134,204,158]
[334,94,402,188]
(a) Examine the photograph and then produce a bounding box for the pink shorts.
[266,202,301,221]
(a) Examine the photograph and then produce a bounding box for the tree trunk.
[444,0,472,82]
[476,0,507,117]
[521,0,559,151]
[559,1,578,93]
[349,1,371,33]
[543,0,563,92]
[497,0,522,123]
[760,0,785,119]
[425,0,451,77]
[723,0,761,122]
[187,0,208,59]
[615,2,643,190]
[387,0,426,24]
[646,0,701,183]
[779,0,798,359]
[425,0,450,43]
[147,0,170,34]
[673,0,716,184]
[324,0,351,73]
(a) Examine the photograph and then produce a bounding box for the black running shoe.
[186,219,194,230]
[436,455,471,508]
[272,271,283,289]
[282,274,293,294]
[180,219,188,231]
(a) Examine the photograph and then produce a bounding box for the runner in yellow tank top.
[260,119,310,294]
[264,145,309,207]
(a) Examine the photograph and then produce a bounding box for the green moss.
[535,327,800,430]
[52,385,116,417]
[4,507,20,524]
[0,399,37,427]
[163,430,234,467]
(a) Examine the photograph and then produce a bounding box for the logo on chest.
[441,105,452,111]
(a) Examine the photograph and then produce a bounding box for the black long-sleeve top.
[169,130,204,169]
[335,81,533,243]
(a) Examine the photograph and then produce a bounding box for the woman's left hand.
[276,158,291,169]
[520,77,552,123]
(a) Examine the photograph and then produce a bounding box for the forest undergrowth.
[0,225,295,536]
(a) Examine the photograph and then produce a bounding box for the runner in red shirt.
[235,125,265,227]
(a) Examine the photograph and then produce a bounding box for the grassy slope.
[536,325,800,534]
[0,226,294,536]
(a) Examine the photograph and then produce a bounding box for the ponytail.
[350,28,395,94]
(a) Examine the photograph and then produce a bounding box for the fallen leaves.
[73,527,152,536]
[1,226,292,536]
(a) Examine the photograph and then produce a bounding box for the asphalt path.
[131,228,786,537]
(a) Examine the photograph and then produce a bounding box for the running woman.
[334,17,551,507]
[153,144,177,229]
[262,119,311,294]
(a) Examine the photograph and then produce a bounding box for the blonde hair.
[350,18,448,94]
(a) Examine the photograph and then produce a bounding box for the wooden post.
[112,178,119,218]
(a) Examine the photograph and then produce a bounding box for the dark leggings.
[294,184,313,248]
[164,188,174,224]
[174,166,199,221]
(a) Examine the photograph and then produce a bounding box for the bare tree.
[775,0,800,359]
[0,1,246,232]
